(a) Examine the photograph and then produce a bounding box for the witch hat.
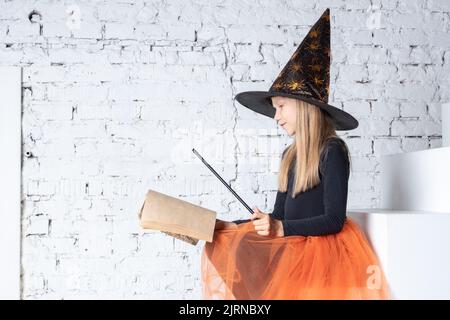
[235,8,358,131]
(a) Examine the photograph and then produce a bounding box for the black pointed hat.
[234,8,358,131]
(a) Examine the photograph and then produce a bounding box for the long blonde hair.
[278,99,351,198]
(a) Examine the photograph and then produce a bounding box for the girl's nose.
[274,108,281,121]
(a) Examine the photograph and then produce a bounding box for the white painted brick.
[23,275,46,293]
[349,156,378,173]
[43,21,71,38]
[71,22,103,39]
[135,24,166,40]
[347,30,373,46]
[47,47,100,65]
[427,102,441,121]
[40,139,75,158]
[72,199,93,210]
[68,64,129,83]
[348,117,391,136]
[47,83,109,103]
[342,100,371,118]
[21,255,56,274]
[166,25,196,41]
[410,47,433,64]
[197,26,226,45]
[178,51,214,65]
[399,29,428,46]
[38,158,83,179]
[349,172,376,192]
[429,0,450,11]
[429,137,442,148]
[396,65,427,83]
[338,64,368,82]
[444,51,450,65]
[24,66,66,83]
[97,3,138,21]
[345,137,373,156]
[373,137,402,155]
[74,140,98,157]
[77,235,112,257]
[391,116,441,136]
[76,104,111,120]
[26,180,40,196]
[104,23,135,39]
[30,101,73,121]
[400,101,428,117]
[39,181,56,196]
[370,101,400,118]
[367,63,398,84]
[86,179,103,196]
[334,82,384,101]
[401,137,430,152]
[7,21,40,38]
[26,216,49,235]
[227,25,285,44]
[348,189,379,208]
[234,44,264,64]
[81,161,101,176]
[249,63,279,81]
[103,160,144,176]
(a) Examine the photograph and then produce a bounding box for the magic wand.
[192,148,253,215]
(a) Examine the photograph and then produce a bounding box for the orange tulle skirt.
[201,217,391,300]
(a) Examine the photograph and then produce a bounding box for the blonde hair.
[278,99,351,198]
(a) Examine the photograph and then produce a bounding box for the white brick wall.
[0,0,447,299]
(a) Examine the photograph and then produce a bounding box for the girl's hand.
[214,219,237,230]
[251,207,284,237]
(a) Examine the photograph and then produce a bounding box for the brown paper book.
[138,189,217,246]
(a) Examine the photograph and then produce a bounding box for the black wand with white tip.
[192,148,253,214]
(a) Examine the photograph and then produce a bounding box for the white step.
[380,146,450,213]
[348,209,450,300]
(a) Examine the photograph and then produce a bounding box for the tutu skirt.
[201,217,391,300]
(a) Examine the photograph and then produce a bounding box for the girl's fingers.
[252,207,262,215]
[252,219,268,226]
[251,214,262,221]
[253,214,269,224]
[254,224,269,231]
[251,208,271,236]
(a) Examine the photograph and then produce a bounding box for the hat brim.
[235,91,359,131]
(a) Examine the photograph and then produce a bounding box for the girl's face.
[271,96,297,136]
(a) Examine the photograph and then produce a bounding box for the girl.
[220,95,351,239]
[201,9,391,300]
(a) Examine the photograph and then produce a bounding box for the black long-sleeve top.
[232,137,350,237]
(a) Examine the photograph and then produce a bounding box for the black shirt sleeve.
[281,141,350,236]
[269,189,287,221]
